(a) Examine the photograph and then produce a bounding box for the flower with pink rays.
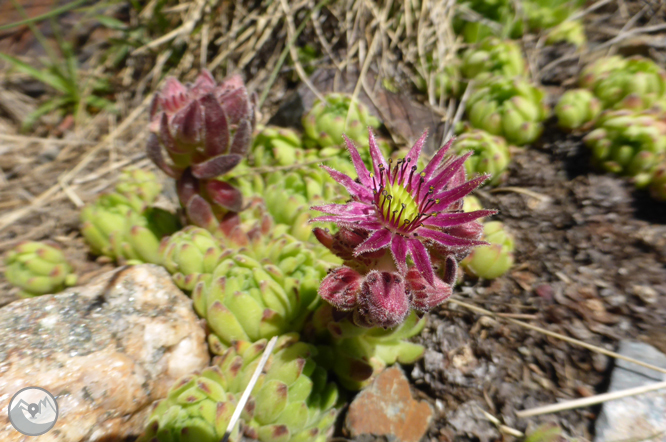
[146,70,256,234]
[311,129,494,328]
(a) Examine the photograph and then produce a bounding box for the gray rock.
[0,265,210,442]
[595,341,666,442]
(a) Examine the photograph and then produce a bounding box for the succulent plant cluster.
[4,241,77,297]
[147,70,256,236]
[140,334,339,442]
[553,54,666,200]
[466,77,550,146]
[584,110,666,188]
[579,56,666,111]
[160,225,341,353]
[80,169,180,264]
[35,65,509,442]
[312,131,494,329]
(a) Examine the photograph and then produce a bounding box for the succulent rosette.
[583,110,666,188]
[81,170,181,264]
[302,93,381,149]
[580,56,666,111]
[555,89,602,130]
[311,130,494,329]
[466,77,550,145]
[140,334,339,442]
[4,241,77,297]
[650,162,666,201]
[451,129,512,186]
[460,37,526,84]
[146,70,256,234]
[461,221,515,279]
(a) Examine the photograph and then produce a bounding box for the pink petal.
[390,235,409,274]
[368,129,388,176]
[406,239,434,285]
[426,152,473,192]
[343,135,372,187]
[311,202,373,216]
[430,175,489,211]
[353,228,393,256]
[416,227,488,248]
[404,130,427,168]
[310,215,374,224]
[421,137,455,180]
[321,165,373,201]
[421,210,496,228]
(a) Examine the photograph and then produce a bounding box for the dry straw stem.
[448,298,666,376]
[516,380,666,418]
[221,336,278,442]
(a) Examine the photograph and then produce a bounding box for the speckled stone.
[346,365,433,442]
[595,341,666,442]
[0,265,209,442]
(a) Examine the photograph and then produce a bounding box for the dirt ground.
[0,1,665,441]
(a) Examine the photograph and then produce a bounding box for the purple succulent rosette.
[311,130,494,328]
[147,70,256,233]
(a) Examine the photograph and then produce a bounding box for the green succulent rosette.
[461,221,514,279]
[452,129,512,186]
[466,77,550,145]
[302,93,381,149]
[461,37,526,84]
[81,193,180,265]
[545,20,586,46]
[580,56,666,111]
[140,334,339,442]
[583,110,666,188]
[160,227,341,353]
[555,89,602,130]
[649,162,666,201]
[80,168,180,264]
[308,304,426,390]
[4,241,77,298]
